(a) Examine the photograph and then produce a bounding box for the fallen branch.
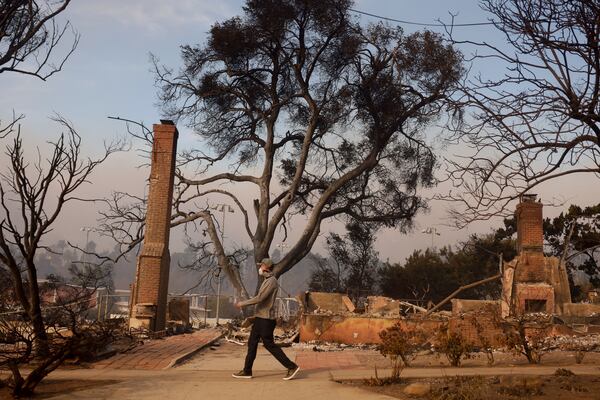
[225,336,245,346]
[426,274,501,315]
[398,301,427,313]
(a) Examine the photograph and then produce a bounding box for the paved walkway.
[295,351,362,370]
[93,329,222,370]
[26,339,600,399]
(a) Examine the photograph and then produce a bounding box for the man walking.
[232,258,300,380]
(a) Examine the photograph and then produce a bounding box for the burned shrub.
[498,316,549,364]
[435,326,473,367]
[378,322,426,380]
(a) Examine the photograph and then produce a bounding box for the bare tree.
[104,0,463,298]
[0,264,117,397]
[0,116,122,359]
[0,0,78,80]
[444,0,600,226]
[0,113,23,140]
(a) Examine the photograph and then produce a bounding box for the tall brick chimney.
[129,121,178,331]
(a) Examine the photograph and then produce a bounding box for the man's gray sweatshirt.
[238,271,278,320]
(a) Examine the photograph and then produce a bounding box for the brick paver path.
[295,350,363,371]
[93,329,222,370]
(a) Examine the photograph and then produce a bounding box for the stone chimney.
[129,121,178,332]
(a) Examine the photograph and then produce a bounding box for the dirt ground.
[0,378,119,400]
[353,349,600,369]
[337,349,600,399]
[350,373,600,400]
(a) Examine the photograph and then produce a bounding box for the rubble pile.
[304,292,427,318]
[292,340,378,352]
[221,317,299,346]
[541,334,600,352]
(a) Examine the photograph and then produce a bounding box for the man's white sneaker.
[232,370,253,379]
[283,366,300,380]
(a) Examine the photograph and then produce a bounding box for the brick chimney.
[504,194,573,316]
[516,194,543,253]
[514,194,551,283]
[129,121,178,332]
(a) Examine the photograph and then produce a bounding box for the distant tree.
[544,204,600,294]
[447,234,516,299]
[0,0,78,80]
[308,221,380,299]
[379,248,446,303]
[444,0,600,226]
[538,205,600,301]
[308,255,342,293]
[106,0,463,299]
[379,233,516,305]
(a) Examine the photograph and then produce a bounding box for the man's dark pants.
[243,317,297,373]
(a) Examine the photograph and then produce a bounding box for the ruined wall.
[299,311,590,347]
[562,303,600,321]
[448,313,504,346]
[299,314,444,344]
[451,299,501,315]
[304,292,354,314]
[299,313,505,346]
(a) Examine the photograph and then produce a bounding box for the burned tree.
[0,118,122,396]
[444,0,600,226]
[0,0,78,80]
[106,0,463,298]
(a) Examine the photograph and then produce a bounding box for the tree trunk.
[25,261,50,358]
[201,211,250,299]
[29,307,49,358]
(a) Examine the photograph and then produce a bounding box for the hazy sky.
[1,0,598,263]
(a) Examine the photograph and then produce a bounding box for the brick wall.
[299,312,572,347]
[448,314,504,347]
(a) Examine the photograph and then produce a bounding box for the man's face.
[258,264,269,275]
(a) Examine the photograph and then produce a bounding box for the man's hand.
[234,302,242,309]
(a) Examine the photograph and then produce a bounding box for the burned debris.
[289,196,600,364]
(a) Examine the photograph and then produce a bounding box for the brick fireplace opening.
[525,300,547,313]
